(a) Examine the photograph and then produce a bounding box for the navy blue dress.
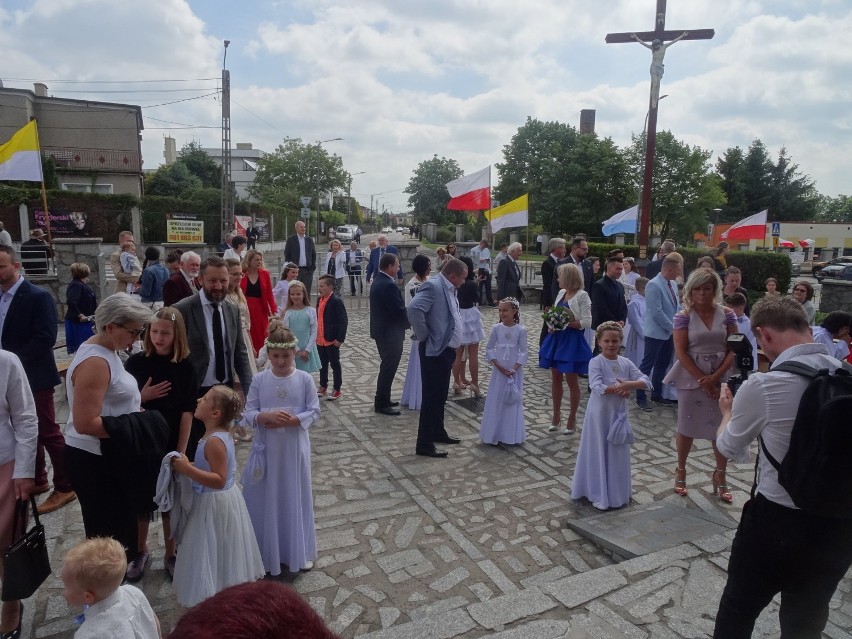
[539,299,593,374]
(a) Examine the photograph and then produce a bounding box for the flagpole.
[32,119,53,247]
[486,166,493,242]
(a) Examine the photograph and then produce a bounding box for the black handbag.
[1,495,51,601]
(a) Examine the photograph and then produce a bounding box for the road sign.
[771,222,781,237]
[300,196,312,207]
[773,236,779,248]
[300,207,311,219]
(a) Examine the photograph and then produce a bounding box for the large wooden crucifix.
[606,0,713,258]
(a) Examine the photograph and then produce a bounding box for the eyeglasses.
[116,324,144,338]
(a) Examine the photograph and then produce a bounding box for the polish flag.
[721,210,768,241]
[446,166,490,210]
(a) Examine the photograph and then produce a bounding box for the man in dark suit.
[645,240,676,280]
[174,255,253,458]
[315,275,348,400]
[284,220,317,296]
[370,253,409,415]
[591,256,628,331]
[245,222,260,250]
[496,242,524,301]
[0,245,76,514]
[162,251,201,307]
[365,234,403,283]
[540,237,566,344]
[407,259,467,458]
[550,236,593,302]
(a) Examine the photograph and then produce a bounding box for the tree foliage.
[178,141,221,188]
[818,194,852,223]
[495,118,633,238]
[625,130,725,242]
[248,137,347,211]
[404,155,463,225]
[145,162,202,197]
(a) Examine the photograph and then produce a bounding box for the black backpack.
[757,361,852,519]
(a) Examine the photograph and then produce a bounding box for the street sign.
[300,207,311,219]
[300,196,312,207]
[771,222,781,237]
[773,236,779,248]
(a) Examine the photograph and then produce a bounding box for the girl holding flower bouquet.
[539,263,592,434]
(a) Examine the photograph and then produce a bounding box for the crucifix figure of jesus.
[605,0,714,257]
[631,31,688,107]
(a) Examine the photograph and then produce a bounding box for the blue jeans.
[637,335,673,401]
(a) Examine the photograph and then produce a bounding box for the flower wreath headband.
[501,297,520,309]
[266,339,298,350]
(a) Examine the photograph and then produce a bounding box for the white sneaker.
[548,424,558,432]
[301,560,314,571]
[592,501,607,511]
[562,428,575,435]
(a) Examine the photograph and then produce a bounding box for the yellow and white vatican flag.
[486,194,528,232]
[0,120,44,182]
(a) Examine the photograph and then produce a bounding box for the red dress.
[240,268,277,356]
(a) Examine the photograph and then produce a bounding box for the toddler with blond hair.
[61,537,160,638]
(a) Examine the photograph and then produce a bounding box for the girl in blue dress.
[539,263,592,434]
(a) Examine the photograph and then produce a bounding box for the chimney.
[163,137,177,165]
[34,82,48,97]
[579,109,596,135]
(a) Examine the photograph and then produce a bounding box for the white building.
[202,142,265,201]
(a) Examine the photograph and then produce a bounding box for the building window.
[61,183,114,194]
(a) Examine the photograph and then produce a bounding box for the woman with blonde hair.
[323,240,348,296]
[663,269,737,502]
[240,250,277,356]
[539,263,593,434]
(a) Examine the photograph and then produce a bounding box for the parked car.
[381,226,392,233]
[812,255,852,273]
[815,263,852,283]
[400,227,410,235]
[336,226,354,242]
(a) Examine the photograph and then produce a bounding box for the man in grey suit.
[407,258,467,458]
[174,255,253,458]
[284,220,317,295]
[496,242,524,301]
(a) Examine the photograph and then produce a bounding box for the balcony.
[43,147,141,173]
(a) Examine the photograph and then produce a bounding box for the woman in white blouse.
[323,240,348,296]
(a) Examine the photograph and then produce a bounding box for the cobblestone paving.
[26,305,852,638]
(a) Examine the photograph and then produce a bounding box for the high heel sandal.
[712,469,734,503]
[674,467,688,496]
[563,416,576,435]
[453,382,463,396]
[548,412,561,432]
[469,383,482,398]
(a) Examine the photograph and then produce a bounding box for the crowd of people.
[1,224,852,637]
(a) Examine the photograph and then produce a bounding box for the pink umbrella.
[778,238,795,248]
[798,238,815,248]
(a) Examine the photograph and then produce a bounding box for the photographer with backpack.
[713,296,852,638]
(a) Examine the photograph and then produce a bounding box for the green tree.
[145,162,202,197]
[248,137,347,211]
[495,118,633,237]
[715,146,747,221]
[769,147,820,221]
[626,130,725,242]
[178,141,221,188]
[404,155,463,226]
[742,139,774,213]
[817,194,852,223]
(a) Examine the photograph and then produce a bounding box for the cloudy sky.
[1,0,849,215]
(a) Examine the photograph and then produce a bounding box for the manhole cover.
[453,396,486,413]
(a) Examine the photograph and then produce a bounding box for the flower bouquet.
[542,306,574,331]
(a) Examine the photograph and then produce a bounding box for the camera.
[726,333,754,396]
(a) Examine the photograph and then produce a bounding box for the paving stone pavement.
[24,305,852,638]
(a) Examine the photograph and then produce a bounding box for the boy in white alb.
[62,537,160,639]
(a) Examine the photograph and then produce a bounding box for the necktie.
[211,302,226,382]
[667,281,678,307]
[380,248,385,259]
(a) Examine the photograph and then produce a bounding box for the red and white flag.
[721,209,767,241]
[446,166,490,210]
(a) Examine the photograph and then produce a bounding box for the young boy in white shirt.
[62,537,160,639]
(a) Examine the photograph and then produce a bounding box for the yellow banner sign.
[167,219,204,243]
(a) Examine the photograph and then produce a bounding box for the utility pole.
[346,171,365,225]
[220,40,233,238]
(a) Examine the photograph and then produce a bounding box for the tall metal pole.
[220,40,233,238]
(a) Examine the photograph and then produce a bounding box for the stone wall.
[34,237,104,319]
[819,280,852,313]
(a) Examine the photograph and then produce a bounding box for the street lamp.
[347,171,365,224]
[315,137,343,241]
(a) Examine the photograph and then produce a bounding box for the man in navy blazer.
[365,234,403,283]
[636,252,683,410]
[0,246,75,514]
[550,237,593,302]
[370,253,409,415]
[407,258,467,458]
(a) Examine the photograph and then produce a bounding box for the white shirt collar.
[1,274,25,296]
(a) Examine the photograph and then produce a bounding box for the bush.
[435,227,455,244]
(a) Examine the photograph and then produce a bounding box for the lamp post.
[315,137,343,241]
[347,171,365,225]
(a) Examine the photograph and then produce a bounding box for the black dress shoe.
[0,601,22,639]
[416,449,448,458]
[434,436,461,445]
[375,407,401,415]
[651,397,676,406]
[389,401,400,407]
